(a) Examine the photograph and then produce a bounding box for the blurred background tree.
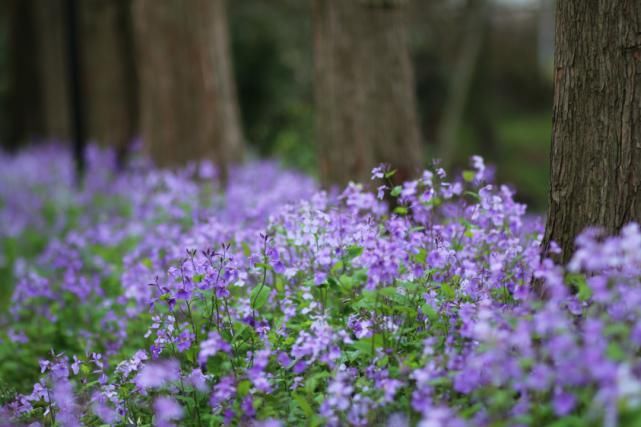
[313,0,423,186]
[80,0,138,167]
[1,0,45,151]
[0,0,554,210]
[133,0,244,180]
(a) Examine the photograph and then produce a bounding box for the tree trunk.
[133,0,244,178]
[33,0,70,141]
[468,18,497,165]
[436,0,489,169]
[313,0,423,187]
[3,0,45,150]
[543,0,641,264]
[80,0,138,166]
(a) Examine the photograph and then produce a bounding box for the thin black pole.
[64,0,86,184]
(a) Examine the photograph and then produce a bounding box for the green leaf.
[310,415,325,427]
[384,169,397,179]
[412,248,427,264]
[353,290,377,310]
[330,260,344,274]
[351,334,383,355]
[421,304,439,322]
[346,245,363,259]
[401,280,419,293]
[255,262,273,271]
[605,323,629,337]
[345,350,360,362]
[352,339,372,354]
[463,170,476,182]
[242,242,252,257]
[275,276,285,293]
[355,269,368,283]
[464,191,480,201]
[393,305,415,316]
[440,282,456,300]
[339,274,355,289]
[393,206,408,215]
[237,379,251,397]
[250,285,271,310]
[175,395,196,406]
[607,342,625,361]
[327,276,339,288]
[546,416,585,427]
[566,273,591,301]
[377,355,389,367]
[305,371,330,394]
[390,186,403,197]
[378,287,398,298]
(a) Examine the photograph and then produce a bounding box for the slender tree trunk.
[543,0,641,264]
[133,0,244,178]
[79,0,138,166]
[468,21,497,164]
[33,0,70,141]
[314,0,423,187]
[436,0,489,169]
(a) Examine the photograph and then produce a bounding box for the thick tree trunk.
[80,0,138,165]
[313,0,423,187]
[543,0,641,264]
[3,0,44,150]
[133,0,244,178]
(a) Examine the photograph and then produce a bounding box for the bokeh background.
[0,0,554,211]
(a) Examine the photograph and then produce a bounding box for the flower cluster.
[2,146,641,426]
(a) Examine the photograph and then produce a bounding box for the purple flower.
[186,368,209,392]
[52,379,79,427]
[277,352,291,367]
[371,164,386,180]
[552,389,576,416]
[176,330,195,352]
[247,349,273,393]
[314,271,328,286]
[7,147,641,426]
[198,332,232,365]
[210,375,236,409]
[241,395,255,418]
[70,356,81,375]
[154,396,183,424]
[134,360,180,390]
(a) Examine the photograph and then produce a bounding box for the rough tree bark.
[80,0,138,166]
[543,0,641,264]
[133,0,244,178]
[313,0,423,187]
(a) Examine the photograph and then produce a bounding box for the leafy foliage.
[1,147,641,426]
